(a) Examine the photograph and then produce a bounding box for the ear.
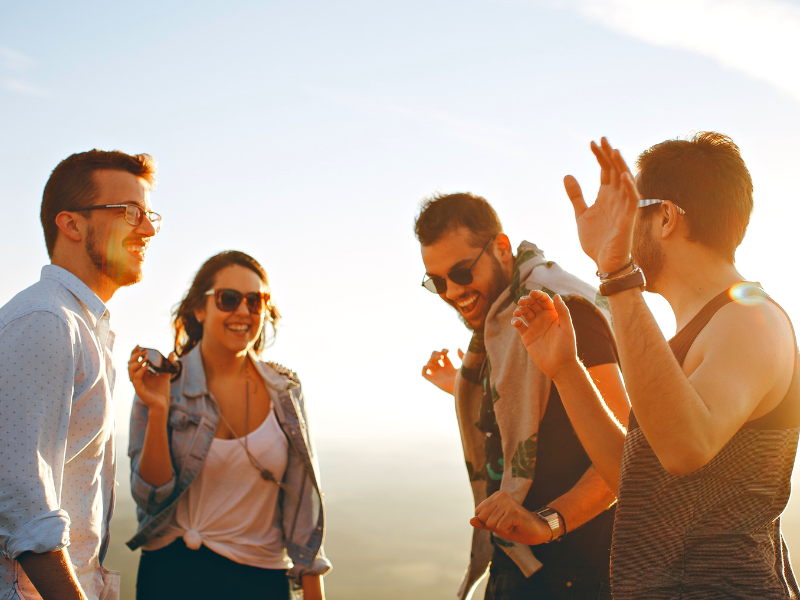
[54,211,84,243]
[659,203,681,240]
[494,234,514,262]
[193,305,206,324]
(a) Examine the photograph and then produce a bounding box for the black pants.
[136,539,290,600]
[485,563,612,600]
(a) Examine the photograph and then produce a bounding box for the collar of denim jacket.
[180,344,294,398]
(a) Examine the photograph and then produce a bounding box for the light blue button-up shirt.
[0,266,117,600]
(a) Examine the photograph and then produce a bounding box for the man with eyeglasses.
[0,150,160,600]
[496,133,800,598]
[416,193,629,600]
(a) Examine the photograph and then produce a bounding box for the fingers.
[621,171,640,204]
[591,140,612,186]
[563,175,588,219]
[457,349,464,360]
[421,349,454,378]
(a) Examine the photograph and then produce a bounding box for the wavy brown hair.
[173,251,281,357]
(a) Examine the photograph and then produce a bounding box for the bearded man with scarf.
[417,192,629,600]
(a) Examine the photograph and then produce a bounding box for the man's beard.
[85,225,142,288]
[633,214,663,292]
[456,254,510,332]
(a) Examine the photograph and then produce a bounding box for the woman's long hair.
[173,251,281,357]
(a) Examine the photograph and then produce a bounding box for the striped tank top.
[611,285,800,599]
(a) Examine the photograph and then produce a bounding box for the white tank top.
[144,407,292,569]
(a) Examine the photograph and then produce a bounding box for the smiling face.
[83,169,156,288]
[421,226,511,332]
[194,265,268,357]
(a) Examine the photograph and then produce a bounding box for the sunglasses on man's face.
[205,289,271,314]
[421,236,494,294]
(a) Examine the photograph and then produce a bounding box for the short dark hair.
[414,192,503,247]
[636,132,753,262]
[41,149,158,257]
[172,251,281,357]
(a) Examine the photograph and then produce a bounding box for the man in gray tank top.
[479,133,800,599]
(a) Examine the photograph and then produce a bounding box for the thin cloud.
[0,46,35,71]
[550,0,800,102]
[4,79,48,97]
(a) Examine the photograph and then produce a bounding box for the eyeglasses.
[69,204,162,233]
[421,236,495,294]
[638,198,686,215]
[205,289,271,315]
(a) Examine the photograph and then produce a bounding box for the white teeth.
[227,324,249,332]
[457,294,478,309]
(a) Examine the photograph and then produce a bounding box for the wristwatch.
[534,507,565,542]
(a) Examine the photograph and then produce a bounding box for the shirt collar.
[41,265,110,323]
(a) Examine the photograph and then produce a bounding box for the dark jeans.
[136,538,290,600]
[485,563,612,600]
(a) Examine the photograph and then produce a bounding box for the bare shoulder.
[687,295,796,412]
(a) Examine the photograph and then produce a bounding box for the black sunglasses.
[205,289,271,314]
[69,204,162,233]
[421,236,495,294]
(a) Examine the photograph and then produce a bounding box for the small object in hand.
[143,348,182,380]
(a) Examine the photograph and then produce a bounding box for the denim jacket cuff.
[1,509,70,560]
[289,555,332,583]
[131,469,176,513]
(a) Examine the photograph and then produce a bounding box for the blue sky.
[2,0,799,446]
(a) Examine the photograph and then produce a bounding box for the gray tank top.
[611,285,800,599]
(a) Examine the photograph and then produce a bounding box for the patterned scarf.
[455,241,613,599]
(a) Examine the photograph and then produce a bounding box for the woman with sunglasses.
[125,250,330,600]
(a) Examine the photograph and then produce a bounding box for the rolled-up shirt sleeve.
[0,311,75,559]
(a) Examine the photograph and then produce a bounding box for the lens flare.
[728,281,767,306]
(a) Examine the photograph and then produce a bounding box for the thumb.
[458,349,464,360]
[563,175,588,219]
[553,295,574,330]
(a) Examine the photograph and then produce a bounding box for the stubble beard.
[456,255,510,333]
[633,214,664,293]
[85,225,142,289]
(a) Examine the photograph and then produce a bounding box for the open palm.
[565,137,640,273]
[512,291,577,381]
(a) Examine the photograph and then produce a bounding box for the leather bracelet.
[596,258,634,280]
[460,365,483,385]
[599,267,646,296]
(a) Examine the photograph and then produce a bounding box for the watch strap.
[534,507,564,542]
[599,268,646,297]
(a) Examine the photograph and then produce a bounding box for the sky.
[1,0,799,445]
[3,1,800,596]
[3,0,800,446]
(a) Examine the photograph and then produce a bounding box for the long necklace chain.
[215,360,281,485]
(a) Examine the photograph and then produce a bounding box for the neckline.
[213,406,275,443]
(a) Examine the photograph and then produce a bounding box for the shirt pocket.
[167,404,202,462]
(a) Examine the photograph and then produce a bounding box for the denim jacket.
[126,345,331,583]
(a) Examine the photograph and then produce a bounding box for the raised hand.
[421,348,464,395]
[470,490,551,545]
[128,345,172,414]
[512,291,578,381]
[565,137,640,273]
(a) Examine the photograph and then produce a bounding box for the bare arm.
[302,574,325,600]
[471,360,625,541]
[512,292,629,493]
[129,346,173,486]
[606,288,791,474]
[17,549,87,600]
